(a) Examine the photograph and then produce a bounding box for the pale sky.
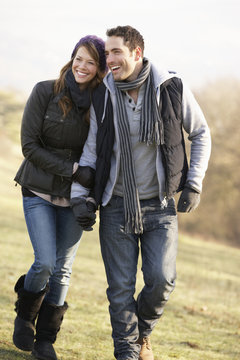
[1,0,239,95]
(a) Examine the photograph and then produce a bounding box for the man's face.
[105,36,139,82]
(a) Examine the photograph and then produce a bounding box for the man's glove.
[72,166,95,188]
[71,197,96,231]
[177,186,201,213]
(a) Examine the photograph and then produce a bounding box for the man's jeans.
[22,196,82,306]
[100,196,178,360]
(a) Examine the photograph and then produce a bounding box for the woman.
[13,35,107,360]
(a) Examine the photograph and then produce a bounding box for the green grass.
[0,149,240,359]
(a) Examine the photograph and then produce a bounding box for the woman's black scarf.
[65,69,91,112]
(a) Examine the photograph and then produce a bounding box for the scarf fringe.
[125,213,144,234]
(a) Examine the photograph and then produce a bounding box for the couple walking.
[13,25,211,360]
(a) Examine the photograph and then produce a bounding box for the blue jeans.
[99,196,178,360]
[22,196,82,306]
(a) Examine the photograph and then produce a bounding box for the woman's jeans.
[22,196,82,306]
[100,196,178,360]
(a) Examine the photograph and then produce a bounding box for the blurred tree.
[0,91,25,142]
[179,79,240,246]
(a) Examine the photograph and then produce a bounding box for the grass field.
[0,143,240,360]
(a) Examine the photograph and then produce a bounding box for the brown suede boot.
[136,337,154,360]
[32,301,68,360]
[13,275,48,351]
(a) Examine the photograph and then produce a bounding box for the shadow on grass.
[0,345,33,360]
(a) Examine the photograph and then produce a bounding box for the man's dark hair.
[106,25,144,55]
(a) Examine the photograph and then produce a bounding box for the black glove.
[71,198,96,231]
[72,166,95,188]
[177,186,200,213]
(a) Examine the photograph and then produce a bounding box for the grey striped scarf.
[114,58,162,234]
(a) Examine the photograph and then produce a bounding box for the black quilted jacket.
[14,80,90,198]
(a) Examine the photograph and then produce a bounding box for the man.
[71,25,211,360]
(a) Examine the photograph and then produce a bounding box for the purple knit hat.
[71,35,107,72]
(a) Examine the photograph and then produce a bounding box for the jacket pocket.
[43,111,64,141]
[14,159,54,192]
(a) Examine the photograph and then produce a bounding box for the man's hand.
[177,186,200,213]
[72,166,95,188]
[71,197,96,231]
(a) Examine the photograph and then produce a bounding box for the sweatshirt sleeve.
[182,81,211,193]
[71,104,98,199]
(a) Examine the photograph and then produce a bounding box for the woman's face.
[72,46,98,89]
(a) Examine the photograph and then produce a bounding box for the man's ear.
[134,46,142,61]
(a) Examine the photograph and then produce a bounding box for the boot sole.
[32,348,56,360]
[32,349,47,360]
[13,335,33,351]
